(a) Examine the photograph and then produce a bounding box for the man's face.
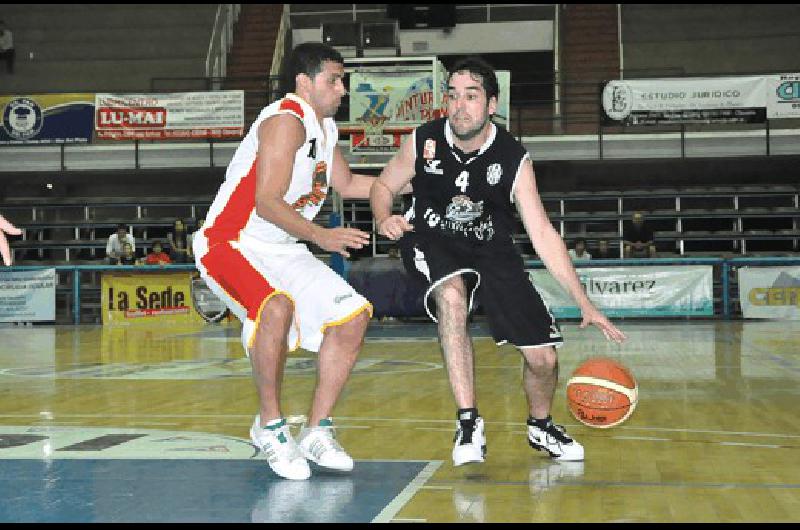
[446,71,497,142]
[306,60,346,118]
[576,241,586,253]
[153,244,162,254]
[117,228,127,239]
[633,212,644,225]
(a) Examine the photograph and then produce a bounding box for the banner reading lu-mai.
[101,271,203,325]
[95,91,244,140]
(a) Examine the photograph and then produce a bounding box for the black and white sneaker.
[452,411,487,466]
[527,418,584,461]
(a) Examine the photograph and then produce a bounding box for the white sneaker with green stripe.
[298,418,354,472]
[250,415,311,480]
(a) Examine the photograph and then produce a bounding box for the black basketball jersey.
[408,118,529,246]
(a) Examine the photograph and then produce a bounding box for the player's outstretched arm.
[0,214,22,266]
[514,159,626,344]
[370,135,416,240]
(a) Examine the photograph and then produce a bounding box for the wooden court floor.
[0,319,799,522]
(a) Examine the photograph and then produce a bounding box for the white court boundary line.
[371,460,442,523]
[2,413,800,441]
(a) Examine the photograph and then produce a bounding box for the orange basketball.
[566,357,638,428]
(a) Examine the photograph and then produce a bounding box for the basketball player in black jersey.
[370,57,626,466]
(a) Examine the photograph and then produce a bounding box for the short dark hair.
[285,42,344,90]
[116,223,127,231]
[575,238,586,246]
[447,57,499,102]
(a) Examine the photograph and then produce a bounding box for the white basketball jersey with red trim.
[202,93,337,247]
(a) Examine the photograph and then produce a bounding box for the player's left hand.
[579,305,627,344]
[0,214,22,266]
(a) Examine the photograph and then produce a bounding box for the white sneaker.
[452,413,486,466]
[526,418,584,461]
[298,418,354,472]
[250,415,311,480]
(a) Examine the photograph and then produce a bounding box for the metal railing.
[205,4,242,80]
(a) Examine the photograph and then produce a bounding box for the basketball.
[566,357,638,428]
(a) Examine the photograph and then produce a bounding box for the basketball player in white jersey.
[194,43,385,480]
[1,214,21,265]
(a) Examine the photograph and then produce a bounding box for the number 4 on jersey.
[455,170,470,193]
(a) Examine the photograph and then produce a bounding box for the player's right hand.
[377,215,413,241]
[0,214,22,266]
[314,226,371,258]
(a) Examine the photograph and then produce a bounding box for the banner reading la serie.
[1,94,94,145]
[738,266,800,320]
[101,271,204,325]
[527,266,714,318]
[95,91,244,140]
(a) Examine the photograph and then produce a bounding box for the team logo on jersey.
[3,98,44,140]
[445,195,484,222]
[424,159,443,175]
[486,163,502,185]
[292,161,328,210]
[423,139,436,159]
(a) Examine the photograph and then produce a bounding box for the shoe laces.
[305,425,345,458]
[543,422,573,445]
[262,426,303,461]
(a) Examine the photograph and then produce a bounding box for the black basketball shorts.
[399,232,563,349]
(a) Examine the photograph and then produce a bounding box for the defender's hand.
[313,226,371,258]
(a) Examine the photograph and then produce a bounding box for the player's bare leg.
[434,275,485,465]
[520,345,584,462]
[299,308,370,471]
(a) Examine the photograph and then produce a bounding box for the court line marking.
[2,414,800,441]
[372,460,443,523]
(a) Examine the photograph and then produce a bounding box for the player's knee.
[327,308,369,346]
[435,283,468,315]
[522,346,557,373]
[260,294,293,326]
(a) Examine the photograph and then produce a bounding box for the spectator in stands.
[0,213,22,265]
[595,239,613,259]
[0,20,14,74]
[144,240,171,266]
[106,224,136,264]
[168,218,192,263]
[116,242,138,265]
[568,238,591,260]
[623,211,657,258]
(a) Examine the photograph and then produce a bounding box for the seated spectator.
[568,237,591,260]
[168,218,192,263]
[106,224,136,264]
[116,242,138,265]
[0,20,14,74]
[595,239,614,259]
[144,241,172,266]
[623,211,657,258]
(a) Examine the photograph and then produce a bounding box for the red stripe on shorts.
[204,159,257,248]
[200,241,275,321]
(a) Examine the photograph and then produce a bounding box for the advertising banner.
[0,268,57,322]
[738,266,800,320]
[0,94,94,145]
[601,76,766,125]
[101,271,203,325]
[95,91,244,140]
[527,266,714,318]
[348,69,510,154]
[767,73,800,119]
